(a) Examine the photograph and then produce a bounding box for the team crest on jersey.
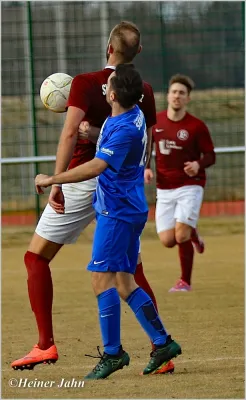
[177,129,189,140]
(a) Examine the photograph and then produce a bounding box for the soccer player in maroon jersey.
[11,21,174,374]
[145,74,216,292]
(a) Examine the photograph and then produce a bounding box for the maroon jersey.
[66,67,156,169]
[152,111,215,189]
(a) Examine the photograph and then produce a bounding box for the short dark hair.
[110,64,143,109]
[168,74,195,94]
[109,21,141,63]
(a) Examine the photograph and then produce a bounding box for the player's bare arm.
[55,106,86,175]
[145,127,153,167]
[144,168,154,184]
[47,106,85,213]
[144,130,154,184]
[35,158,108,194]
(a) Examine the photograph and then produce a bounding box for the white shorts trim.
[155,185,204,233]
[35,179,96,244]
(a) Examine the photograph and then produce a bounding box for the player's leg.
[117,224,181,375]
[11,229,62,370]
[134,248,159,311]
[156,188,179,292]
[85,215,131,380]
[133,243,174,373]
[171,185,204,291]
[171,221,194,291]
[12,181,96,370]
[191,227,205,254]
[156,188,176,248]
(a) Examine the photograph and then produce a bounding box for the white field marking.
[3,356,244,372]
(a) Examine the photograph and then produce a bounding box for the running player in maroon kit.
[11,21,174,374]
[145,74,216,292]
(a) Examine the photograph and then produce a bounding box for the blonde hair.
[109,21,141,63]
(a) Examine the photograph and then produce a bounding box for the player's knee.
[91,273,103,295]
[137,253,141,264]
[117,282,138,301]
[24,251,38,270]
[117,286,128,301]
[175,231,191,244]
[91,272,116,296]
[158,233,176,248]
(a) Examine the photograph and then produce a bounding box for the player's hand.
[184,161,200,177]
[48,185,65,214]
[35,174,53,194]
[144,168,154,184]
[78,121,91,139]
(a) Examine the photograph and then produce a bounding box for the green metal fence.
[1,1,245,223]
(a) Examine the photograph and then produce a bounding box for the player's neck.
[106,54,120,67]
[106,55,132,67]
[111,103,134,117]
[167,107,186,122]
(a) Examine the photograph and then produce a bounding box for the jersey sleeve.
[139,83,157,128]
[96,127,132,172]
[66,75,93,113]
[197,121,215,153]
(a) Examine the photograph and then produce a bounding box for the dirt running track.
[1,201,245,226]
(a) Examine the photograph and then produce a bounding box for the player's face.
[106,72,116,106]
[167,83,190,111]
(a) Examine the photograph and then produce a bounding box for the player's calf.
[191,228,205,254]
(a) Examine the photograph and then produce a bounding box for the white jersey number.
[140,128,148,166]
[139,94,144,103]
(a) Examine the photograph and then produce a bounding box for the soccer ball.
[40,72,73,113]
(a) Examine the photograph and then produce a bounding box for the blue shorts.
[87,214,146,274]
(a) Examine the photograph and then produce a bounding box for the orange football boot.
[11,344,58,370]
[140,360,175,375]
[151,360,175,374]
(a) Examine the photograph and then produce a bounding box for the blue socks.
[97,288,121,355]
[97,286,168,354]
[126,287,167,346]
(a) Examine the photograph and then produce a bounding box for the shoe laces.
[85,346,107,373]
[85,345,103,360]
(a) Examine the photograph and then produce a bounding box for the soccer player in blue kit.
[35,64,182,379]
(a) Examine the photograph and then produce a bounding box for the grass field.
[1,218,244,399]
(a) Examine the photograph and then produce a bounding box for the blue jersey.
[93,105,148,223]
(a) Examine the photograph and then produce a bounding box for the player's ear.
[109,91,114,102]
[108,44,114,55]
[137,45,142,54]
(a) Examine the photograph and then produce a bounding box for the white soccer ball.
[40,72,73,113]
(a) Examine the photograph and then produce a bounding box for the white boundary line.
[1,147,246,164]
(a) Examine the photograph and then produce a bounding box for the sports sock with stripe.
[97,288,121,355]
[126,287,167,346]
